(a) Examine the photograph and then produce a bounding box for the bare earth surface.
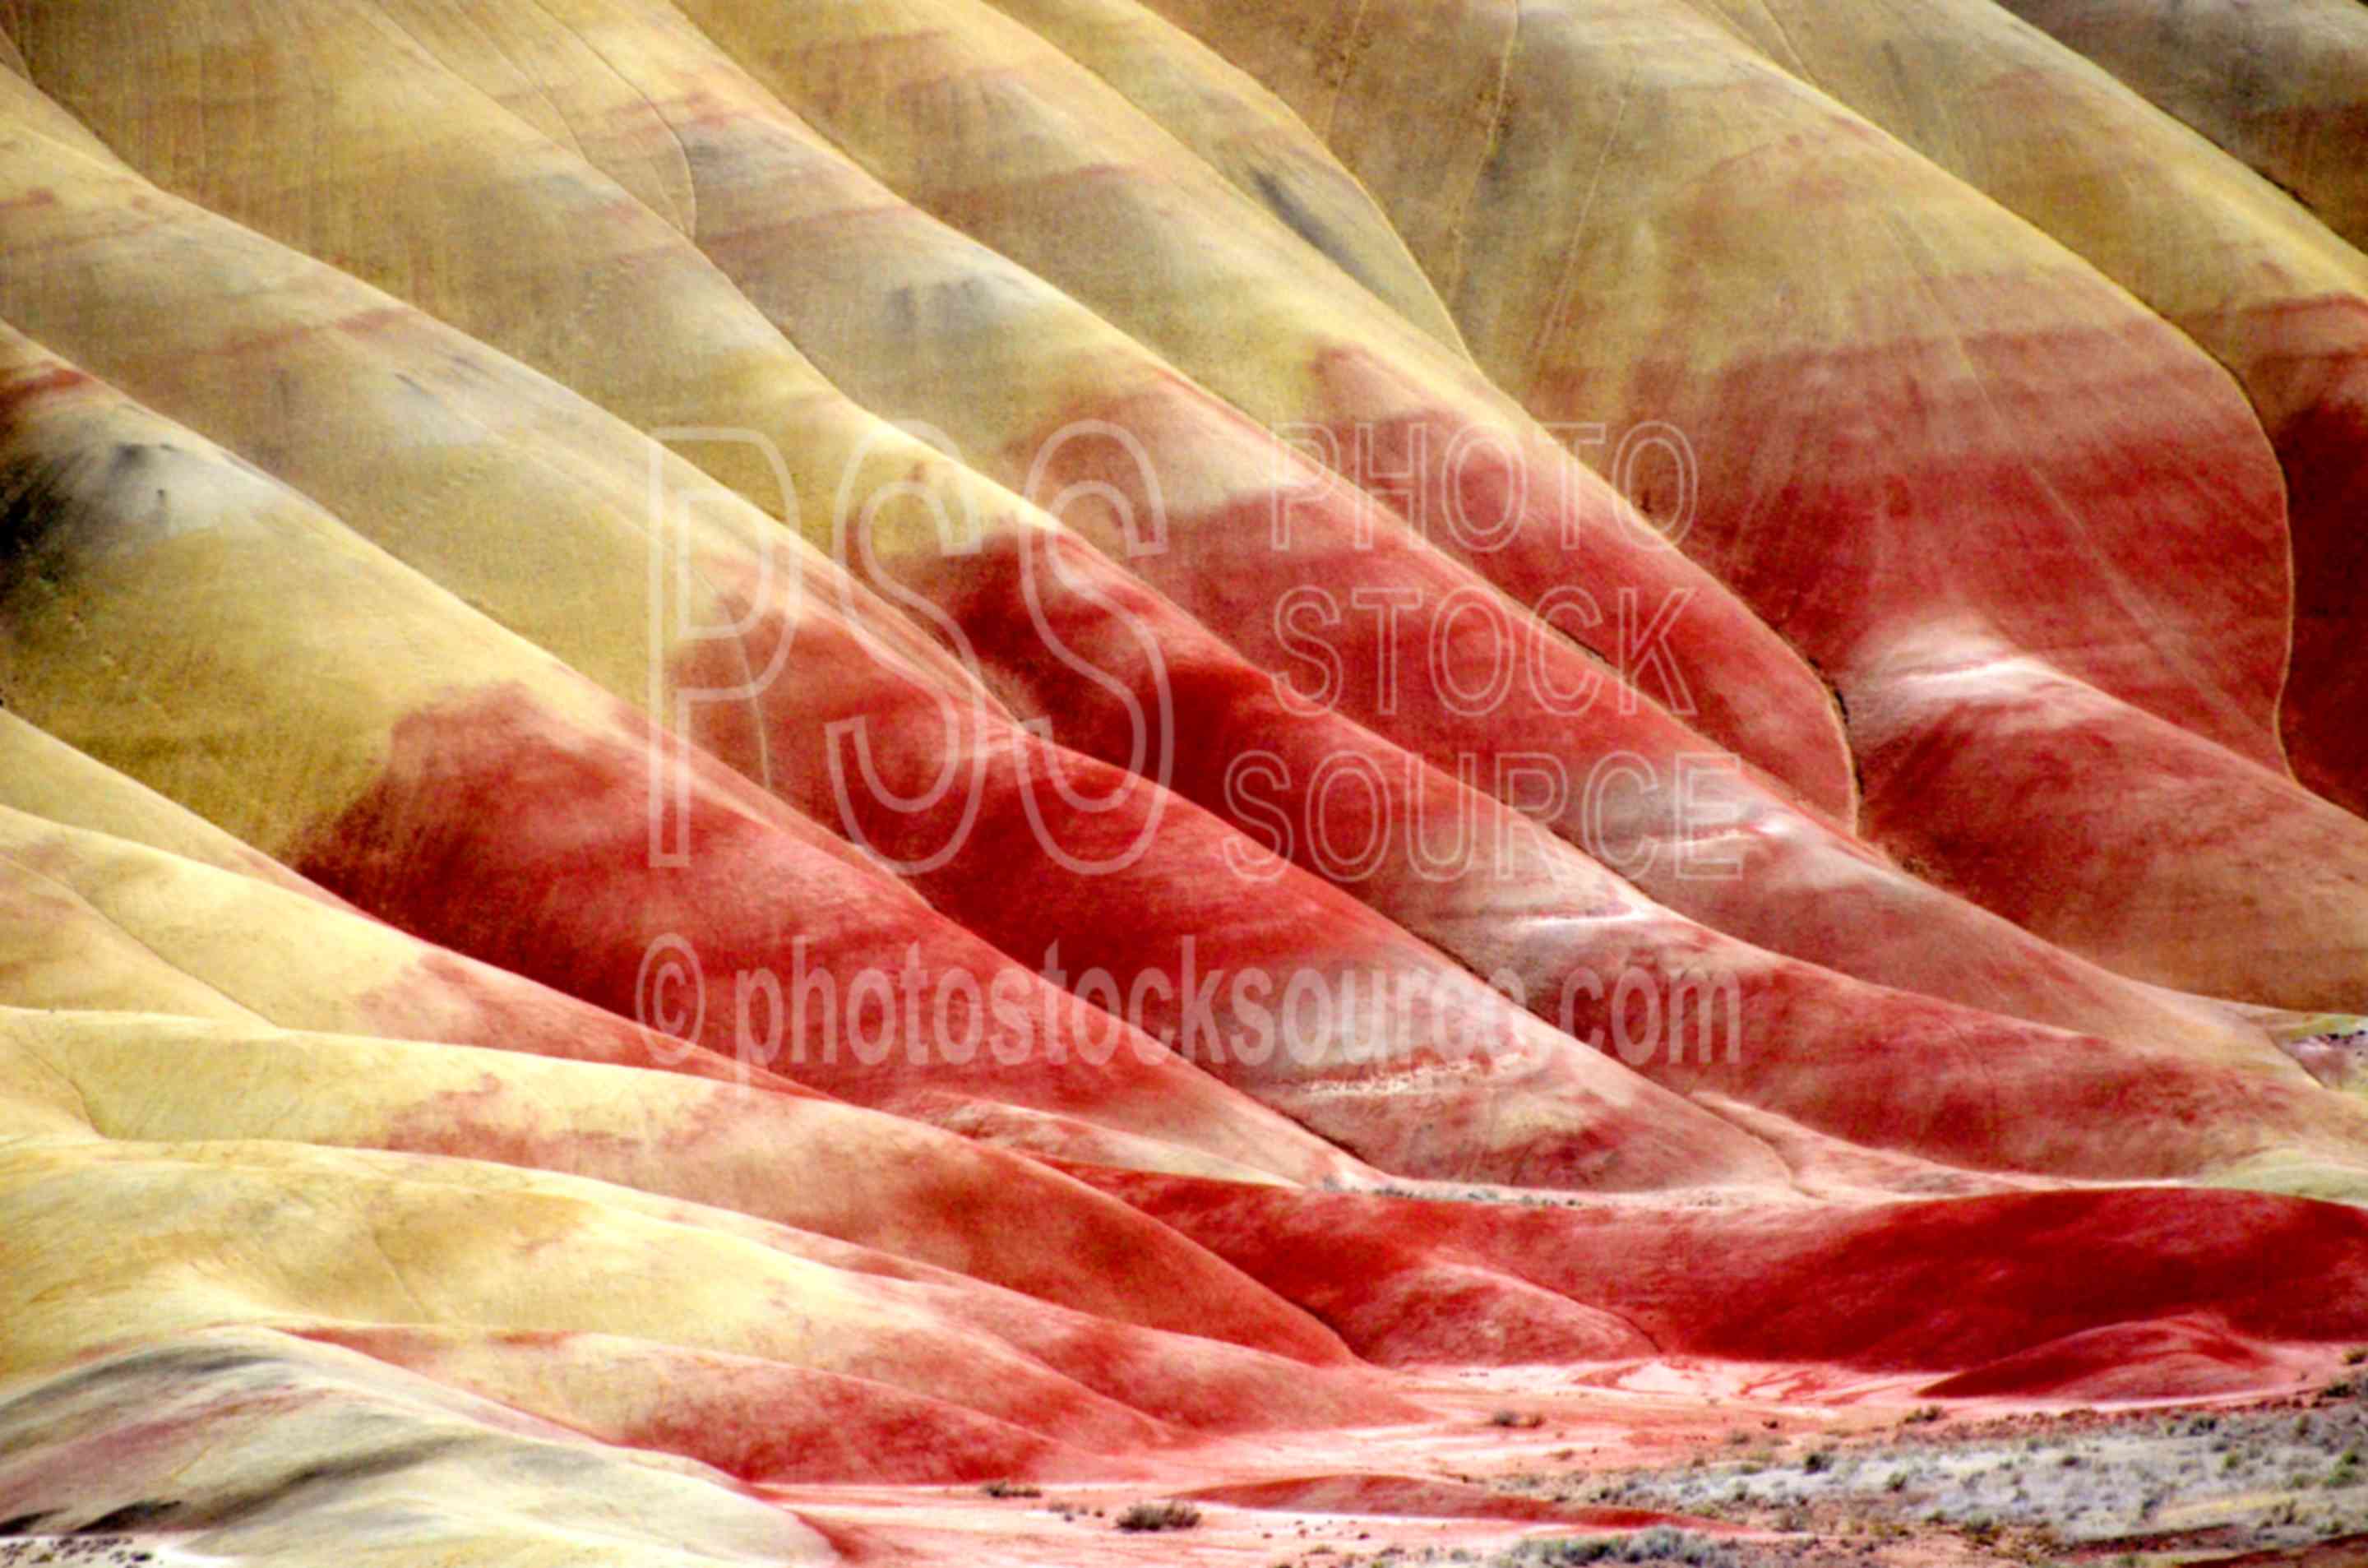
[3,0,2368,1562]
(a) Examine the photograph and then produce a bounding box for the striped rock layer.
[1,3,2366,1562]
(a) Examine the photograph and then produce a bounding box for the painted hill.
[1,1,2365,1562]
